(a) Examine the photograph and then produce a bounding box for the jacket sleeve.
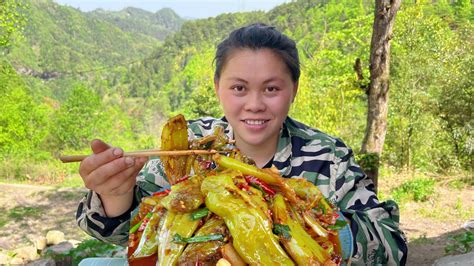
[333,140,408,266]
[75,158,168,245]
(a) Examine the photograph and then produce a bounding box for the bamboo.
[59,149,219,163]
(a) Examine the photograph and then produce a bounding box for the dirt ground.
[0,183,89,251]
[0,182,471,265]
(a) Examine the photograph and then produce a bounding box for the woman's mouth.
[244,119,268,125]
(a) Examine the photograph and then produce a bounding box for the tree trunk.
[360,0,401,193]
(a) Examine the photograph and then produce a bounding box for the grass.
[44,238,125,265]
[391,177,436,203]
[0,213,7,228]
[445,231,474,255]
[377,167,474,222]
[54,175,84,188]
[410,233,434,245]
[0,206,44,229]
[448,176,474,189]
[0,173,84,188]
[417,198,474,221]
[0,157,80,186]
[8,206,43,219]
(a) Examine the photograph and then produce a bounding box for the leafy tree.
[387,2,473,171]
[1,0,473,183]
[0,0,27,47]
[0,60,49,157]
[51,84,104,151]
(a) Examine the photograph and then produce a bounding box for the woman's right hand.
[79,139,148,217]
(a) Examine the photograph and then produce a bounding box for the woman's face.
[215,48,298,150]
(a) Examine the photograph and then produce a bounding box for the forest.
[0,0,473,264]
[1,0,471,181]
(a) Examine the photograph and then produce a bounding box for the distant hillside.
[114,0,473,173]
[6,0,160,73]
[87,7,184,41]
[1,0,470,174]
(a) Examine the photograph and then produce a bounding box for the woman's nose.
[244,92,266,112]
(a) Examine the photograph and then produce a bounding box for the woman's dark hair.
[214,23,300,83]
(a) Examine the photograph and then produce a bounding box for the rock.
[0,253,9,265]
[13,245,40,262]
[0,237,11,249]
[462,220,474,230]
[42,241,74,266]
[26,258,55,266]
[67,239,81,248]
[10,257,25,265]
[35,236,47,251]
[433,251,474,266]
[43,241,74,256]
[46,230,65,245]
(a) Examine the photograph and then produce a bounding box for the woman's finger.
[90,139,111,154]
[85,156,135,189]
[79,147,124,178]
[96,158,147,196]
[94,160,140,194]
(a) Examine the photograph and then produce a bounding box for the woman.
[77,23,407,265]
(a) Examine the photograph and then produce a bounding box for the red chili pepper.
[267,209,273,217]
[138,218,149,232]
[244,175,276,196]
[176,175,190,184]
[152,189,171,197]
[236,182,250,191]
[200,160,212,169]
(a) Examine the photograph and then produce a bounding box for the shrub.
[445,231,474,255]
[392,177,436,203]
[45,238,125,265]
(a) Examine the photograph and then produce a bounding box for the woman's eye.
[265,86,279,93]
[232,85,245,92]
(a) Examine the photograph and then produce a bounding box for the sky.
[54,0,291,19]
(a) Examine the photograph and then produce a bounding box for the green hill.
[6,0,160,73]
[117,0,472,170]
[87,7,184,41]
[0,0,471,177]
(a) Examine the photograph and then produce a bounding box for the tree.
[360,0,401,193]
[0,0,26,47]
[0,60,48,157]
[51,85,104,151]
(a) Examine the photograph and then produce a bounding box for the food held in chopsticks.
[127,114,346,265]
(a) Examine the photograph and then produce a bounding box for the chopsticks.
[59,149,220,163]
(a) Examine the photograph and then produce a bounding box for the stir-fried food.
[128,115,346,265]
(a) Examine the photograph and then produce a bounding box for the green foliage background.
[0,0,472,182]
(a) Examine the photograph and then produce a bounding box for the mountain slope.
[6,0,160,73]
[87,7,184,41]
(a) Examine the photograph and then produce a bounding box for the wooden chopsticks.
[59,149,219,163]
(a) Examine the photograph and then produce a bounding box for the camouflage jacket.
[76,116,407,265]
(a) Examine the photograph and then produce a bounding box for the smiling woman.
[76,23,408,265]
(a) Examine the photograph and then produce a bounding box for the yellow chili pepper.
[273,194,331,265]
[202,172,294,265]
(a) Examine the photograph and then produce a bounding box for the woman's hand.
[79,139,148,217]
